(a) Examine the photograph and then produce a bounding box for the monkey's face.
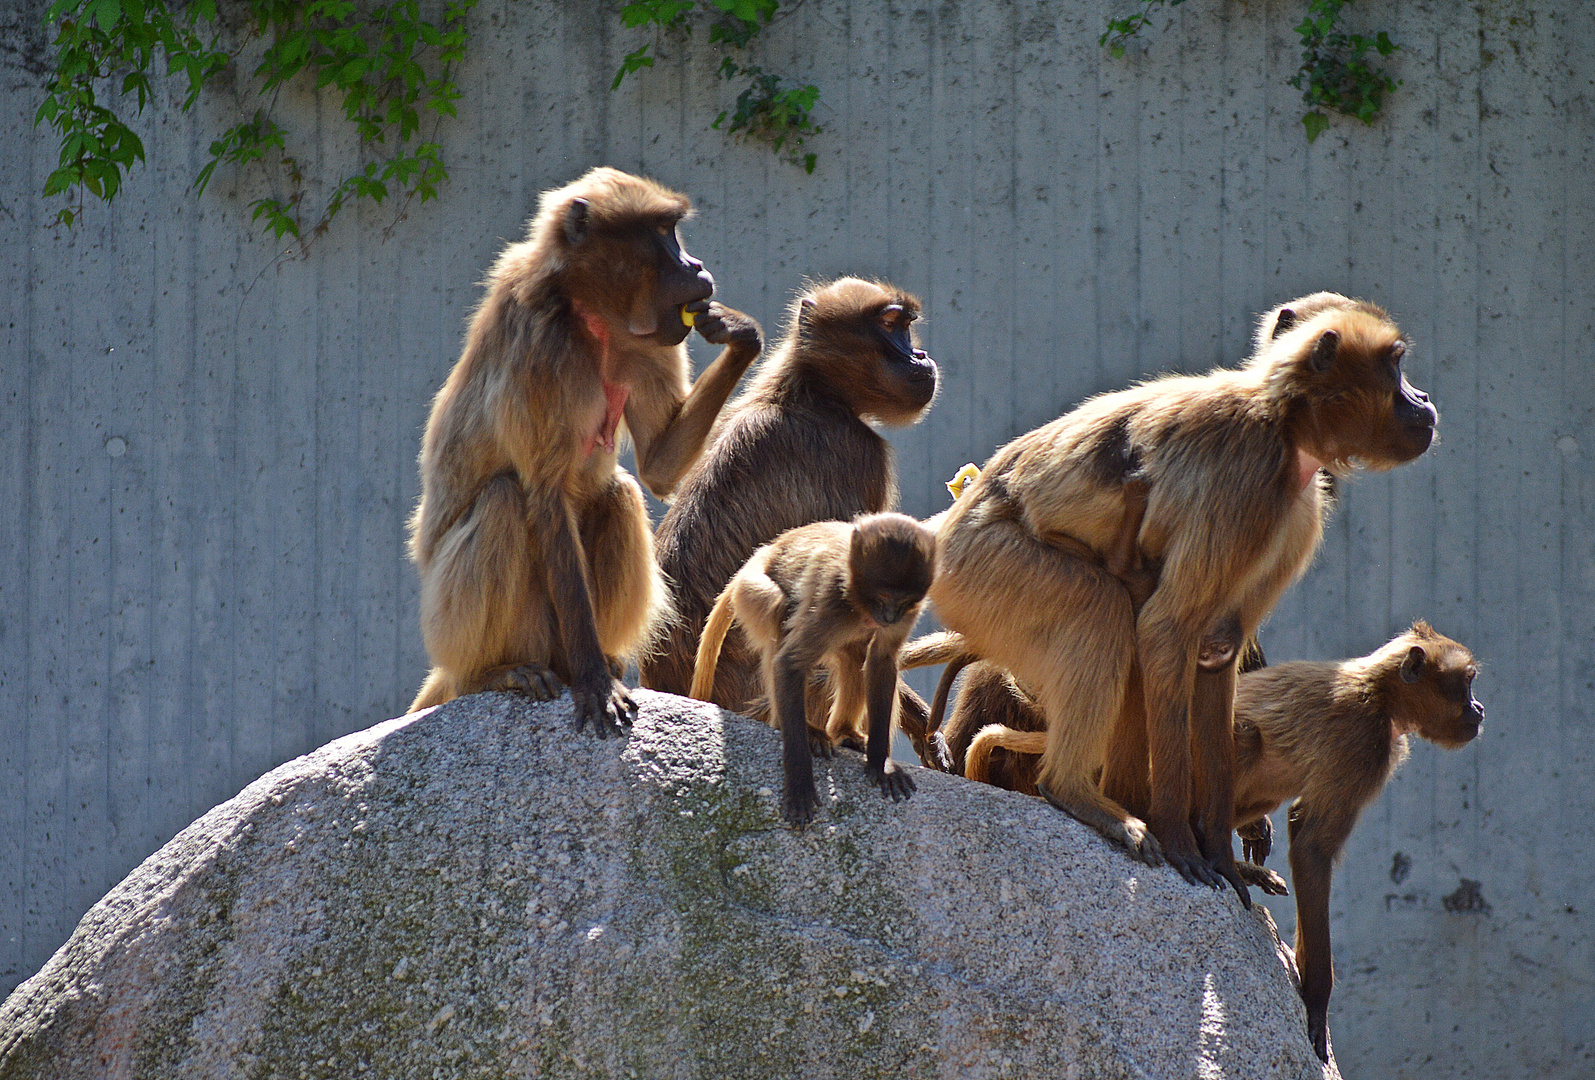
[562,198,715,345]
[869,302,939,415]
[1394,641,1483,749]
[1294,319,1438,469]
[848,513,936,628]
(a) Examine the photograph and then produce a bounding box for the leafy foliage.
[1288,0,1399,142]
[615,0,820,172]
[1099,0,1187,60]
[36,0,475,242]
[1099,0,1399,141]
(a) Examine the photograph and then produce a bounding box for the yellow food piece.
[945,463,981,500]
[681,306,696,327]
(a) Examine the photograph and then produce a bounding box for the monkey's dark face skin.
[875,303,938,410]
[645,223,716,346]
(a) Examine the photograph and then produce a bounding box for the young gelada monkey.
[691,513,935,827]
[932,292,1437,898]
[641,278,939,744]
[408,167,763,731]
[1232,622,1483,1062]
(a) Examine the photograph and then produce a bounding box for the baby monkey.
[692,513,935,826]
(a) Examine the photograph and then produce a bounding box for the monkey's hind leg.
[412,474,561,712]
[936,517,1158,865]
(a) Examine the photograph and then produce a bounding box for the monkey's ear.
[1308,328,1340,372]
[1272,307,1298,338]
[564,199,591,246]
[1399,645,1426,683]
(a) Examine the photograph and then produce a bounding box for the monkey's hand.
[569,669,637,739]
[692,302,763,354]
[1238,816,1273,864]
[808,730,837,760]
[925,730,954,772]
[782,779,820,828]
[870,758,916,803]
[1235,860,1289,896]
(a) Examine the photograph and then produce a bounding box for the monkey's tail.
[691,586,737,701]
[966,724,1047,784]
[926,654,973,736]
[898,630,972,671]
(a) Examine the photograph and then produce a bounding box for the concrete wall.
[1,1,1589,1075]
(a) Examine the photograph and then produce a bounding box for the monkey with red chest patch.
[407,167,762,732]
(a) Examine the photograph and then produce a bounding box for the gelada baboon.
[640,277,938,733]
[930,292,1437,896]
[408,167,763,731]
[691,513,935,826]
[1232,622,1482,1061]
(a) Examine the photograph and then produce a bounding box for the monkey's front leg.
[540,491,637,737]
[864,636,916,802]
[773,647,820,826]
[631,303,763,496]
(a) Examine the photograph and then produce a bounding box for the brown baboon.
[408,167,763,731]
[1232,622,1482,1061]
[931,293,1437,898]
[691,513,935,826]
[640,277,939,737]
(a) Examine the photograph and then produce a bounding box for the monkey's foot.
[1153,826,1227,891]
[870,759,916,803]
[1238,817,1273,864]
[836,735,867,754]
[923,731,954,772]
[1036,781,1164,867]
[1210,855,1254,910]
[782,781,820,828]
[570,674,637,739]
[807,731,836,759]
[1235,860,1289,896]
[1307,1014,1331,1064]
[484,662,561,701]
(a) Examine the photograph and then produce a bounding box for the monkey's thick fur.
[691,513,934,827]
[641,278,938,725]
[929,293,1438,896]
[407,168,761,731]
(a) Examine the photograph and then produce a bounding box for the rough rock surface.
[1,691,1339,1079]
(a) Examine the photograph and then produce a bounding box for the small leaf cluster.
[35,0,475,243]
[1287,0,1399,142]
[614,0,819,172]
[1099,0,1399,142]
[1099,0,1187,61]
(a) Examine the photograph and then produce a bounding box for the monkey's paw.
[1235,860,1289,896]
[1112,816,1165,868]
[692,302,763,352]
[1210,855,1255,910]
[486,662,562,701]
[924,731,954,772]
[807,731,836,759]
[1307,1014,1331,1064]
[570,674,637,739]
[871,759,916,803]
[782,781,820,828]
[1163,844,1227,891]
[1239,816,1273,864]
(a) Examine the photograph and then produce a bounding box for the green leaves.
[1288,0,1400,141]
[36,0,477,244]
[612,0,821,172]
[1101,0,1399,143]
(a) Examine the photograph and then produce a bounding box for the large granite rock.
[0,691,1337,1079]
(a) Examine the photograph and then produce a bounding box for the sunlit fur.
[408,167,760,719]
[929,292,1436,885]
[691,513,934,825]
[642,277,938,732]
